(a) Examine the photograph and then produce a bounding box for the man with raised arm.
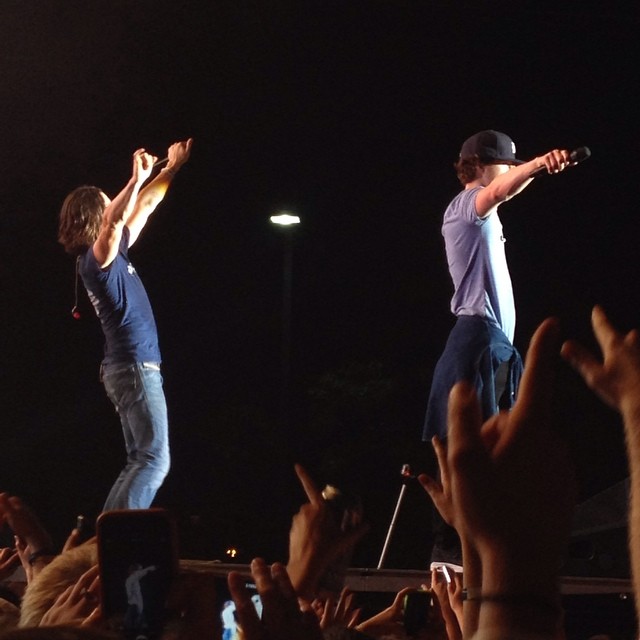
[423,130,571,569]
[58,138,193,510]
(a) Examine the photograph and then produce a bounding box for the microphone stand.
[377,464,414,569]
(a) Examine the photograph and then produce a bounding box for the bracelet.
[464,593,562,616]
[462,587,482,601]
[28,548,55,566]
[162,167,177,177]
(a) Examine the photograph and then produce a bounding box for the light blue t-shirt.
[442,186,515,342]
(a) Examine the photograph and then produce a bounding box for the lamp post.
[269,213,301,431]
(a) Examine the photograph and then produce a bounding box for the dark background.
[0,1,637,573]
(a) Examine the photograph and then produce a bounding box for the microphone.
[532,146,591,177]
[570,146,592,163]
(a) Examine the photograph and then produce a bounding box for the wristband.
[28,548,55,566]
[462,587,482,601]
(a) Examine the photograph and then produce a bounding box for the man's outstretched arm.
[126,138,193,246]
[475,148,572,217]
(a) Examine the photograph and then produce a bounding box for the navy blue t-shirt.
[79,227,161,365]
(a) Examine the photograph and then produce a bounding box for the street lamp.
[270,212,301,431]
[270,213,301,226]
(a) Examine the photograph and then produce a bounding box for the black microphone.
[532,146,591,177]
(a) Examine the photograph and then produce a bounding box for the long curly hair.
[57,186,105,255]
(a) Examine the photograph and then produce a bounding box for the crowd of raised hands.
[1,305,640,640]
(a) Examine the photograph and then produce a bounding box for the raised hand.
[312,587,361,631]
[228,558,323,640]
[166,138,193,171]
[561,305,640,416]
[0,546,20,582]
[39,565,100,627]
[562,306,640,621]
[0,493,54,581]
[445,320,575,569]
[355,586,413,638]
[418,435,455,529]
[430,568,463,640]
[286,464,368,600]
[420,316,577,636]
[132,148,156,184]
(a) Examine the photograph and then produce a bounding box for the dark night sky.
[0,1,638,567]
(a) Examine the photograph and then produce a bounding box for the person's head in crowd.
[19,541,97,628]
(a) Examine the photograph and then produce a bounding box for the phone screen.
[214,575,262,640]
[403,590,432,637]
[97,509,177,639]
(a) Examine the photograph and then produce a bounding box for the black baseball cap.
[459,130,524,165]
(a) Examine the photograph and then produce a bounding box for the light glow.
[270,213,300,226]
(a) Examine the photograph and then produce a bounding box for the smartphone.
[439,565,452,584]
[403,590,432,637]
[97,509,178,639]
[214,575,262,640]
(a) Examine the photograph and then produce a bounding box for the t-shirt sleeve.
[83,227,130,281]
[456,186,486,225]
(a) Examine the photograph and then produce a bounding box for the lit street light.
[270,213,301,226]
[270,212,300,431]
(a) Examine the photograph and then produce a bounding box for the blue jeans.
[100,362,170,510]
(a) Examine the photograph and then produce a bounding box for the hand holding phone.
[403,589,432,637]
[97,509,177,639]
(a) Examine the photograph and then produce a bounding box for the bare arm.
[561,306,640,616]
[0,493,55,583]
[419,436,482,637]
[424,319,575,639]
[228,559,324,640]
[126,138,193,246]
[93,148,155,267]
[475,149,572,217]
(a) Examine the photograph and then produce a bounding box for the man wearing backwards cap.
[423,130,572,570]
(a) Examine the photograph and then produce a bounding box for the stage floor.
[180,560,632,595]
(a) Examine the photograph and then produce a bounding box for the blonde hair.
[19,541,98,628]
